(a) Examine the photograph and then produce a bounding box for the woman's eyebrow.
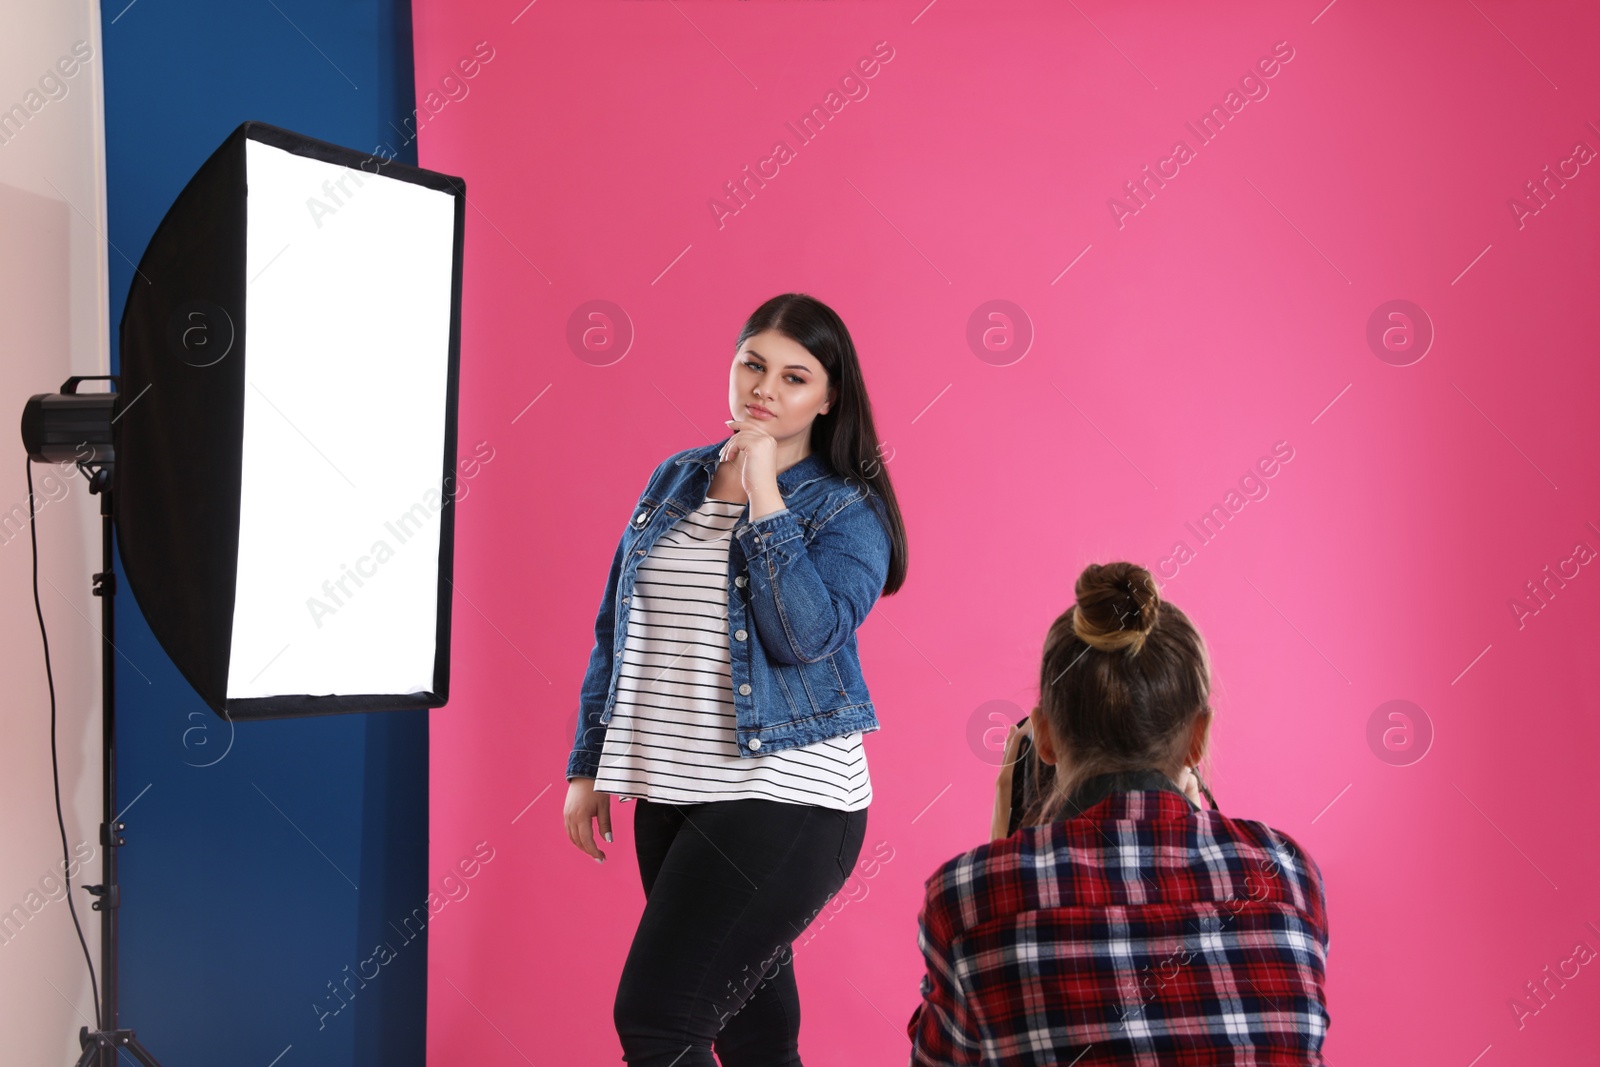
[743,348,811,372]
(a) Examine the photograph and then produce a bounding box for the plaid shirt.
[908,772,1330,1065]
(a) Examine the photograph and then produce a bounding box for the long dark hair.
[1020,561,1212,826]
[736,293,908,596]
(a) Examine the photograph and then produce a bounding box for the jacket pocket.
[628,496,659,531]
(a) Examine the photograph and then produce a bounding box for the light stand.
[22,375,162,1067]
[74,398,161,1067]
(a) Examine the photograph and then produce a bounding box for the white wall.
[0,1,110,1062]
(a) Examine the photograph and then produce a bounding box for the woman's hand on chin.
[721,418,779,499]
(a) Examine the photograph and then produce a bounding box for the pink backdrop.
[411,1,1600,1062]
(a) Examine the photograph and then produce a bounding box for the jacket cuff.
[736,506,801,558]
[566,749,600,780]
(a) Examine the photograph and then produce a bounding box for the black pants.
[613,796,869,1066]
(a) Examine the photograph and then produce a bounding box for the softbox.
[115,121,465,721]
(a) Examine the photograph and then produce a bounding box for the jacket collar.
[675,436,832,495]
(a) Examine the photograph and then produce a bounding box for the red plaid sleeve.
[908,870,983,1065]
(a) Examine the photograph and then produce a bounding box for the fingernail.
[595,855,605,863]
[604,831,613,842]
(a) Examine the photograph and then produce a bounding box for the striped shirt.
[909,784,1330,1065]
[594,496,872,811]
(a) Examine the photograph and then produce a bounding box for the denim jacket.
[565,436,893,781]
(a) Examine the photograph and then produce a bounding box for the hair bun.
[1071,562,1160,655]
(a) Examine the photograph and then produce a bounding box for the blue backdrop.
[102,2,428,1064]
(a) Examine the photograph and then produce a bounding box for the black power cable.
[28,453,101,1025]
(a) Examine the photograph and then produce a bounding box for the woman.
[563,293,909,1066]
[911,562,1331,1065]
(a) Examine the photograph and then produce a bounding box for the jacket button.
[622,597,630,604]
[735,575,746,587]
[635,512,646,524]
[635,550,646,556]
[748,738,761,750]
[734,629,747,641]
[738,683,751,695]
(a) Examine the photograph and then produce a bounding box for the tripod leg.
[72,1028,111,1067]
[122,1035,164,1067]
[71,1028,163,1067]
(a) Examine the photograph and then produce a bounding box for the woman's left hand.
[721,419,780,497]
[991,716,1033,841]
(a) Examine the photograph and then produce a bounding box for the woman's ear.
[1029,704,1058,766]
[1184,708,1212,768]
